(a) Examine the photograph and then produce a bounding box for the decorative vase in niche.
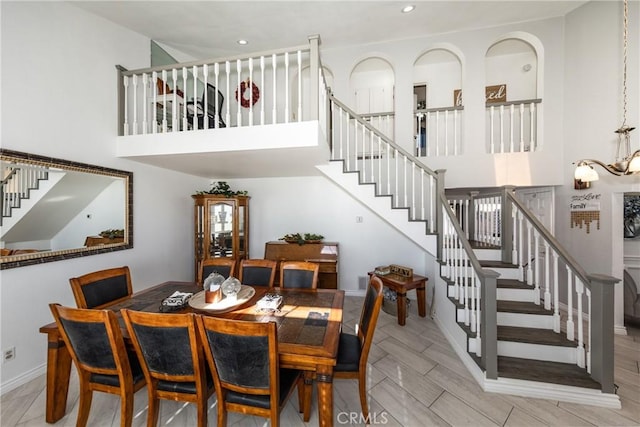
[222,276,241,302]
[204,272,225,303]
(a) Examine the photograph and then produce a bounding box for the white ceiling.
[71,1,587,60]
[72,0,588,179]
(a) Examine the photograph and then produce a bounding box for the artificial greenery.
[194,181,248,197]
[99,229,124,238]
[279,233,324,245]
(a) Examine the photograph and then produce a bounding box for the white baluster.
[260,56,265,125]
[454,109,459,155]
[394,149,398,207]
[123,75,129,135]
[248,58,254,126]
[526,222,533,285]
[464,254,470,326]
[152,71,158,134]
[203,64,209,129]
[575,278,585,368]
[214,63,220,128]
[511,203,517,263]
[191,66,198,130]
[403,156,408,206]
[476,274,482,357]
[499,105,505,153]
[142,73,148,134]
[161,70,167,132]
[470,272,477,333]
[509,104,515,152]
[519,103,525,151]
[174,68,181,132]
[435,111,440,156]
[297,50,302,122]
[530,102,536,151]
[517,210,524,281]
[566,267,575,341]
[586,287,592,373]
[236,60,242,127]
[489,106,495,153]
[534,230,540,304]
[225,61,231,127]
[272,54,277,124]
[420,169,425,221]
[552,252,560,332]
[284,52,289,123]
[444,110,450,156]
[544,242,551,310]
[132,74,138,135]
[411,163,416,219]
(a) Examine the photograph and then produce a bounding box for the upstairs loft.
[116,34,562,187]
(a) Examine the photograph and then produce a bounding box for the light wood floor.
[2,296,639,426]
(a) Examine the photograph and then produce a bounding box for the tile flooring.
[2,296,639,426]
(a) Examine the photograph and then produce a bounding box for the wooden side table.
[368,272,427,326]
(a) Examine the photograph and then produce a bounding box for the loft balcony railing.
[414,106,465,157]
[486,98,542,154]
[117,36,324,136]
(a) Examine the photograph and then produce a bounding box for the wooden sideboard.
[264,241,338,289]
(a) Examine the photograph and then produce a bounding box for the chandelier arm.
[578,159,624,176]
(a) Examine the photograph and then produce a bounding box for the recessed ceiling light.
[401,5,415,13]
[237,39,248,45]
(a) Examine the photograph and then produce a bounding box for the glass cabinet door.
[209,200,235,258]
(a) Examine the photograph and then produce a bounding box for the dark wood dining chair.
[333,275,384,420]
[69,266,133,309]
[121,310,214,427]
[198,258,236,284]
[279,261,319,289]
[196,316,305,427]
[238,259,277,287]
[49,303,145,427]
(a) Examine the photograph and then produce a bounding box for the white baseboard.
[0,363,46,396]
[484,376,621,409]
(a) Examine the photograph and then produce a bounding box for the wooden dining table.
[39,281,345,427]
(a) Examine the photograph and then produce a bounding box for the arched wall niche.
[349,56,395,114]
[413,46,463,109]
[485,32,544,101]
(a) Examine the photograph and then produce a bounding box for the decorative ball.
[221,276,241,298]
[203,272,225,291]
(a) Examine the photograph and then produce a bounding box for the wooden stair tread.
[480,260,519,269]
[498,325,575,347]
[497,278,530,289]
[497,300,553,315]
[497,356,600,389]
[469,240,500,250]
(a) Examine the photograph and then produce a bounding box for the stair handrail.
[327,94,439,180]
[439,192,500,379]
[1,167,19,186]
[505,189,618,393]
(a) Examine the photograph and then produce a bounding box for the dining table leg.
[316,364,334,427]
[44,336,72,423]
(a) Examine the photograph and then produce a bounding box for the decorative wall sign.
[570,193,601,234]
[390,264,413,278]
[485,84,507,104]
[452,84,507,106]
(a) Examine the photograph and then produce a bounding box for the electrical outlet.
[3,347,15,363]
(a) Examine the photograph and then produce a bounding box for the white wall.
[0,2,209,391]
[321,17,567,188]
[560,0,640,333]
[223,176,432,292]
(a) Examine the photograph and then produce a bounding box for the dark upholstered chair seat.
[334,332,361,372]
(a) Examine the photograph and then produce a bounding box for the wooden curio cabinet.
[192,195,250,275]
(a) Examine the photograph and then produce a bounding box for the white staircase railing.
[1,164,49,225]
[328,95,445,234]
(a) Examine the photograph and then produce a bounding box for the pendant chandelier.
[574,0,638,182]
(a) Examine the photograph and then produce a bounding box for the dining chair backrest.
[69,266,132,309]
[121,310,213,427]
[198,258,236,284]
[196,316,303,427]
[239,259,277,287]
[49,303,145,427]
[332,275,384,421]
[280,261,319,289]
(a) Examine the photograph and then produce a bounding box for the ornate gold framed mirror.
[1,149,133,269]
